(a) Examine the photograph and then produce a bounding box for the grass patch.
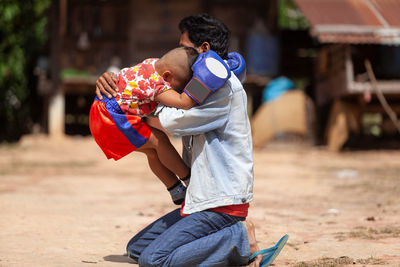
[357,256,386,265]
[294,256,386,266]
[335,226,400,241]
[293,256,354,267]
[348,226,400,240]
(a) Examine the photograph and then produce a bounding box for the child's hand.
[95,72,118,99]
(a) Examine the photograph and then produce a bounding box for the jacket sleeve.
[156,83,232,136]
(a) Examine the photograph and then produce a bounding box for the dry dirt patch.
[0,135,399,266]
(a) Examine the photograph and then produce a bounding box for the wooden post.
[326,100,348,152]
[326,100,361,152]
[48,89,65,139]
[48,0,67,138]
[345,44,354,90]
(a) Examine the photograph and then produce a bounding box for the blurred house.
[293,0,400,150]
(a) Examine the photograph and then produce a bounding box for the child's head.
[156,47,199,91]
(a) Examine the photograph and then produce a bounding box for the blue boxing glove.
[184,50,231,104]
[226,52,246,83]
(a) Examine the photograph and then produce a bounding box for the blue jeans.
[126,208,251,267]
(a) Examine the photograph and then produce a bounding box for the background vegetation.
[278,0,309,30]
[0,0,51,142]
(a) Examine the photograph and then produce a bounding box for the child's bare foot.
[244,220,262,267]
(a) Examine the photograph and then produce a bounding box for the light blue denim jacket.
[156,74,254,214]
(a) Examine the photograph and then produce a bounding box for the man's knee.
[126,237,140,262]
[138,248,164,267]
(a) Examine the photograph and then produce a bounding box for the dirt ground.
[0,135,399,267]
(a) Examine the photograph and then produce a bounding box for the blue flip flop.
[249,234,289,267]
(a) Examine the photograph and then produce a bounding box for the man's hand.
[95,72,118,100]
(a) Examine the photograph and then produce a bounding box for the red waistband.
[180,202,249,218]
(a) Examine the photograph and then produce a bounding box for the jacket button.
[241,198,246,203]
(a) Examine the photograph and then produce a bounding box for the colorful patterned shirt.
[115,58,171,116]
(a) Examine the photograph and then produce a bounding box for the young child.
[89,47,199,205]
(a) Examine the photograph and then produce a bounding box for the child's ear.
[162,71,171,82]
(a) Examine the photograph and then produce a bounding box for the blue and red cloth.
[89,96,152,160]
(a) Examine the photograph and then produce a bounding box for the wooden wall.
[61,0,131,74]
[128,0,203,63]
[59,0,272,75]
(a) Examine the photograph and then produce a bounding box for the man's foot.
[247,234,290,267]
[167,181,186,205]
[244,220,262,267]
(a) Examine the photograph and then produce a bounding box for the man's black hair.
[179,14,230,59]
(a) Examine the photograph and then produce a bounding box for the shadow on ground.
[103,254,136,264]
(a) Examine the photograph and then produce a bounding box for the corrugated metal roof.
[294,0,400,44]
[370,0,400,27]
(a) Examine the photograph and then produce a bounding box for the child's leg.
[137,128,190,205]
[138,148,179,189]
[137,148,186,205]
[141,128,190,179]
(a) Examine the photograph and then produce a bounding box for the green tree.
[0,0,51,141]
[278,0,309,30]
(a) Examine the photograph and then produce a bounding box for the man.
[96,14,287,267]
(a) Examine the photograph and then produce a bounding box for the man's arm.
[95,72,118,99]
[155,90,197,110]
[156,83,232,136]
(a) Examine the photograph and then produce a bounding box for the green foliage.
[278,0,310,30]
[0,0,51,141]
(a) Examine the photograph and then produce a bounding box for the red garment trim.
[89,100,151,160]
[180,202,249,218]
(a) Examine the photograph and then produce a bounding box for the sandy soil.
[0,135,399,267]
